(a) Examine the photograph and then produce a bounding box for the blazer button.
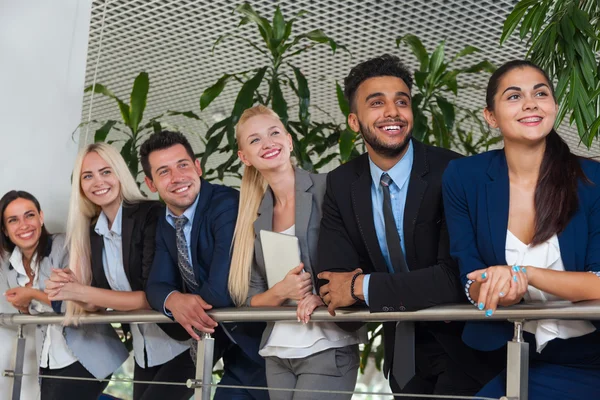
[399,306,406,311]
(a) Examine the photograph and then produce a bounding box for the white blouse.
[9,248,77,369]
[505,230,596,352]
[260,225,364,359]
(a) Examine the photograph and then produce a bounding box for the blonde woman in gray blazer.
[0,190,128,400]
[228,106,363,400]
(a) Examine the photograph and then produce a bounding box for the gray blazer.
[245,168,326,346]
[1,233,128,380]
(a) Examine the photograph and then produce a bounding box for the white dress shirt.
[9,248,77,369]
[95,206,190,368]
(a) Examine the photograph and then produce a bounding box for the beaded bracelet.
[350,271,364,303]
[464,279,478,307]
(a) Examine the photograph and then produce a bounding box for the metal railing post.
[188,333,215,400]
[6,325,26,400]
[505,320,529,400]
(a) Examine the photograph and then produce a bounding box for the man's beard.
[358,120,412,158]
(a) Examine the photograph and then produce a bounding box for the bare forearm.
[528,268,600,302]
[31,289,51,306]
[75,287,151,311]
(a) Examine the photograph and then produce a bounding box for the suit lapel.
[90,232,110,289]
[351,155,388,272]
[295,168,314,271]
[486,152,509,264]
[403,140,428,269]
[558,216,577,271]
[253,187,274,270]
[121,204,136,285]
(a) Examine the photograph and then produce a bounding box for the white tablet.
[259,230,302,289]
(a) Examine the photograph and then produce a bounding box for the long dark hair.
[0,190,50,262]
[486,60,588,245]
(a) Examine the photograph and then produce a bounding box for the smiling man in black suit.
[315,54,502,399]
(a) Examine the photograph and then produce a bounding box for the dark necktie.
[380,173,415,390]
[174,216,198,292]
[174,216,202,363]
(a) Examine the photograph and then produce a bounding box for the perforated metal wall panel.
[80,0,599,181]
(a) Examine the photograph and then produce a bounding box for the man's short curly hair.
[343,54,413,112]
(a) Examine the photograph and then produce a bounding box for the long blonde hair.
[65,143,145,323]
[228,105,285,306]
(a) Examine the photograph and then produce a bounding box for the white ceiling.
[79,0,599,181]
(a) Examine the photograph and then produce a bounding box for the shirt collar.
[95,203,124,237]
[9,247,37,280]
[166,193,200,225]
[368,140,414,190]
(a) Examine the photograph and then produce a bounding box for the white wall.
[0,0,92,233]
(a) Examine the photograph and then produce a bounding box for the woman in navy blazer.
[443,60,600,399]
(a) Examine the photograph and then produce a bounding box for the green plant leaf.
[500,0,539,44]
[235,3,273,41]
[85,83,131,126]
[436,96,456,133]
[397,34,429,70]
[201,129,226,171]
[463,60,496,73]
[336,81,350,117]
[120,138,138,178]
[450,45,480,63]
[200,74,232,110]
[293,66,310,126]
[313,153,338,170]
[270,76,288,125]
[412,107,428,141]
[272,6,285,40]
[428,41,446,78]
[129,72,149,135]
[231,67,267,124]
[339,127,357,163]
[205,116,232,140]
[414,71,428,90]
[560,15,576,40]
[94,120,118,143]
[519,3,540,39]
[571,7,595,37]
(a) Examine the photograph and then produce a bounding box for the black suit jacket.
[90,201,163,292]
[316,139,490,383]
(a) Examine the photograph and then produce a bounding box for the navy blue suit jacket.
[145,179,264,365]
[442,150,600,351]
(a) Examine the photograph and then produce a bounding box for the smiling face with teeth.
[145,144,203,216]
[2,198,44,257]
[348,76,413,166]
[236,113,293,173]
[484,66,557,145]
[80,151,122,216]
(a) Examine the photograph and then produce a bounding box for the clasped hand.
[4,287,35,312]
[467,265,528,315]
[44,268,82,301]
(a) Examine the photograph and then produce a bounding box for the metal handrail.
[4,300,600,400]
[2,300,600,326]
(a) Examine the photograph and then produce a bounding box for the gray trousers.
[265,344,359,400]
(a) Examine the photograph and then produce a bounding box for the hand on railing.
[44,268,76,298]
[296,294,324,324]
[4,287,36,310]
[165,292,217,340]
[468,265,528,316]
[318,268,363,316]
